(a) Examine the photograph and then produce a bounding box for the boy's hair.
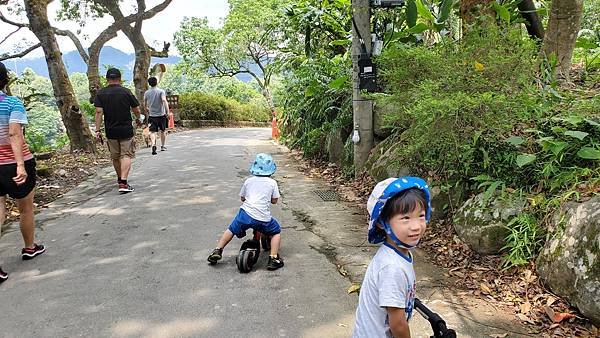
[148,76,158,87]
[379,188,427,224]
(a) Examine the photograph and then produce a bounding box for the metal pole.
[352,0,374,174]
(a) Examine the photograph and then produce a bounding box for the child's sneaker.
[22,243,45,260]
[267,255,284,270]
[0,267,7,284]
[207,248,223,264]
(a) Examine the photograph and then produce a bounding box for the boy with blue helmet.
[352,177,432,338]
[207,153,284,270]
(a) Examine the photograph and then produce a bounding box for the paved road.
[0,128,356,338]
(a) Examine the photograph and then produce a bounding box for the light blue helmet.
[367,177,432,248]
[249,153,276,176]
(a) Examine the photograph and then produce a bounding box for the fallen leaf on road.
[489,333,508,338]
[480,283,492,295]
[552,312,576,323]
[347,283,361,295]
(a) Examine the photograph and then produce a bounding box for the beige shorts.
[107,138,136,160]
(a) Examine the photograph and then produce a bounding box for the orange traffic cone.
[271,116,279,139]
[168,114,175,129]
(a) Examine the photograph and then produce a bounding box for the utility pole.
[352,0,374,174]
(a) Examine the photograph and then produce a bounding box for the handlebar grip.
[414,298,457,338]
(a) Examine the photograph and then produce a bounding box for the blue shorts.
[228,208,281,238]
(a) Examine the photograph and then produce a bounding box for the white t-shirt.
[352,244,416,338]
[239,176,280,222]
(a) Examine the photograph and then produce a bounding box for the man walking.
[143,76,171,155]
[94,68,142,194]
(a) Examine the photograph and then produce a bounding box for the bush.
[179,92,269,122]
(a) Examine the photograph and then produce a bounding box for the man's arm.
[95,107,103,140]
[162,92,171,116]
[386,307,410,338]
[8,123,27,185]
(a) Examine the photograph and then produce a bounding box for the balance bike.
[236,230,272,273]
[414,298,457,338]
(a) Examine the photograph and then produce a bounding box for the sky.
[0,0,229,58]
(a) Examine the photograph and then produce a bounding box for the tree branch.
[0,43,41,61]
[0,26,22,46]
[0,10,28,28]
[53,28,89,63]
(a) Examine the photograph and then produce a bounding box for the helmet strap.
[383,220,417,249]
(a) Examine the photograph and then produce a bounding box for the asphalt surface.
[0,128,356,338]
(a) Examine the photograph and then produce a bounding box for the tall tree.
[175,0,284,114]
[57,0,173,103]
[21,0,95,152]
[91,0,172,115]
[541,0,584,80]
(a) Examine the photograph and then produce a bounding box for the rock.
[365,135,411,182]
[57,169,68,177]
[429,184,466,222]
[326,127,349,166]
[36,164,53,177]
[453,193,525,255]
[536,197,600,325]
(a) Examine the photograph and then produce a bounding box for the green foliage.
[501,213,546,269]
[179,92,269,122]
[377,24,539,181]
[277,54,352,159]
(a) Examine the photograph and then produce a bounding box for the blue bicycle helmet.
[249,153,276,176]
[367,177,432,248]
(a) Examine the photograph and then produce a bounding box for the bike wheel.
[236,249,257,273]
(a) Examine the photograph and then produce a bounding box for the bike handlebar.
[414,298,457,338]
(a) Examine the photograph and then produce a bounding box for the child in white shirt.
[207,153,283,270]
[352,177,431,338]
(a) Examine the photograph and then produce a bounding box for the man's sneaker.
[161,146,167,151]
[22,243,45,260]
[267,255,284,270]
[0,267,7,284]
[207,248,223,264]
[118,183,134,193]
[152,145,157,155]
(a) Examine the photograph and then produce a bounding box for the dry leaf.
[516,313,534,324]
[544,305,556,321]
[489,334,508,338]
[546,296,557,307]
[520,301,532,314]
[480,283,492,295]
[347,283,361,295]
[553,312,576,323]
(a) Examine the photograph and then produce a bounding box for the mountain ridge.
[11,46,181,81]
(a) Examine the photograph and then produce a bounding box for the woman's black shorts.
[148,115,167,132]
[0,158,36,199]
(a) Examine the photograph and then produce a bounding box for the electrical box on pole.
[370,0,405,7]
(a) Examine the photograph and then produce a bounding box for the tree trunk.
[542,0,584,80]
[24,0,95,152]
[518,0,544,40]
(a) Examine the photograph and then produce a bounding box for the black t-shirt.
[94,84,140,139]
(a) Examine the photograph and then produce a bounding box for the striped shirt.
[0,93,33,165]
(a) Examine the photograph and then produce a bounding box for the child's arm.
[386,307,410,338]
